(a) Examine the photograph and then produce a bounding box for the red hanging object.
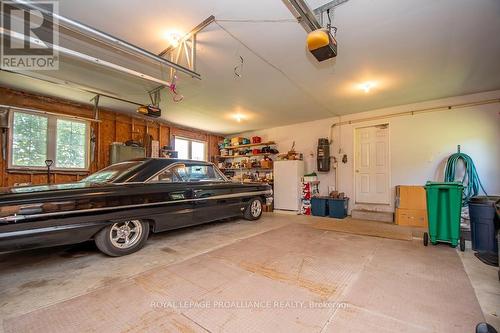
[169,75,184,102]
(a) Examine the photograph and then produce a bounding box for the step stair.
[351,209,394,223]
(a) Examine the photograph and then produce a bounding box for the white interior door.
[355,124,390,204]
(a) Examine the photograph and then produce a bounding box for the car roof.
[129,158,212,166]
[113,158,214,183]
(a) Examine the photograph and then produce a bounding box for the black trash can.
[468,196,499,253]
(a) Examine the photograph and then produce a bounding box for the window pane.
[12,112,48,167]
[82,161,144,183]
[56,119,87,169]
[186,165,224,181]
[175,138,189,159]
[152,164,187,182]
[192,141,206,161]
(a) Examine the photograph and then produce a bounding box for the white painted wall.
[235,90,500,213]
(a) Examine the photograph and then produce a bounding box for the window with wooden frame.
[174,136,207,161]
[9,110,90,171]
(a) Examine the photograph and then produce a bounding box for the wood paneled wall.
[0,87,223,187]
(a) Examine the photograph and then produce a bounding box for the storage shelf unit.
[217,153,272,159]
[218,138,277,212]
[220,168,273,171]
[222,141,275,149]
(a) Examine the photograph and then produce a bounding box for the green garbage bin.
[423,182,465,251]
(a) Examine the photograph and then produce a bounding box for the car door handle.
[192,189,205,199]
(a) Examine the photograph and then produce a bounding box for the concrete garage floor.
[0,213,497,332]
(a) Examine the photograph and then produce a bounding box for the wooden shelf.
[235,180,273,184]
[221,168,273,171]
[216,153,273,159]
[221,141,276,149]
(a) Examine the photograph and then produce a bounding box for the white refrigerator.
[273,160,305,211]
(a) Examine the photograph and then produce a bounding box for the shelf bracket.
[148,87,163,107]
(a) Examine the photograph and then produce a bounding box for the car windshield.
[81,161,144,184]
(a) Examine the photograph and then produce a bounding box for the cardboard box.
[395,185,427,210]
[395,208,428,227]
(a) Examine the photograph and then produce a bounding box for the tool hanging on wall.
[90,127,96,163]
[0,107,9,161]
[89,95,100,162]
[45,160,53,184]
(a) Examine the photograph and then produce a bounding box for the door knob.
[355,170,360,173]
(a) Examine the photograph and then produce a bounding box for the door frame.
[352,122,391,205]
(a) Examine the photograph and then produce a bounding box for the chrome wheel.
[250,199,262,217]
[110,220,143,249]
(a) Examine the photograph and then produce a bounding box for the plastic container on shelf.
[252,136,262,144]
[423,182,465,251]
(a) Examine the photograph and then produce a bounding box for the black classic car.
[0,158,273,256]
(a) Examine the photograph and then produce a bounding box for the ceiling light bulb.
[164,31,182,48]
[360,82,375,93]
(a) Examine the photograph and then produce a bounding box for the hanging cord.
[327,9,332,31]
[444,150,488,204]
[214,21,338,117]
[234,55,244,78]
[326,9,338,36]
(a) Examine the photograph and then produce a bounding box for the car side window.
[149,164,225,183]
[150,164,186,183]
[185,165,224,182]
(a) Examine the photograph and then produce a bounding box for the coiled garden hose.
[444,152,488,204]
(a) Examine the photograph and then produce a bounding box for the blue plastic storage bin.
[328,198,349,219]
[311,197,329,217]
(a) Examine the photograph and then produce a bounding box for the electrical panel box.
[317,138,330,172]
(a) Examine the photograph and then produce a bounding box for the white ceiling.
[1,0,499,134]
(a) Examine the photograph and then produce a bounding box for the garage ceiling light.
[359,81,376,93]
[164,30,183,48]
[233,114,245,122]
